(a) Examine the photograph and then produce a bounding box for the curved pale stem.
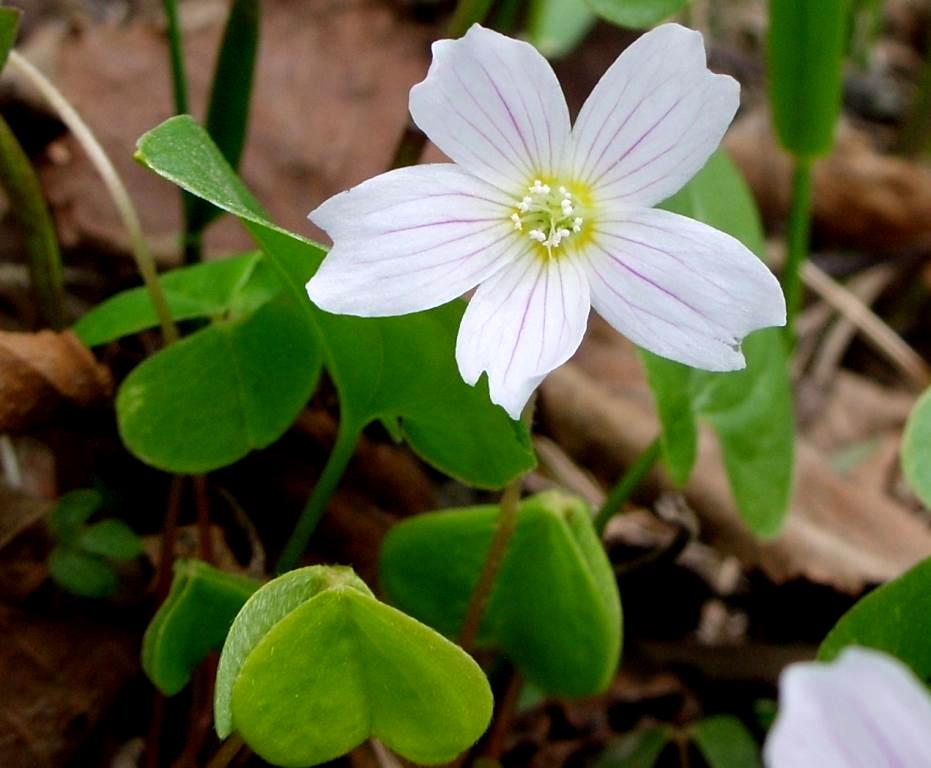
[7,51,178,345]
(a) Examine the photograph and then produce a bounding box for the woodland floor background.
[3,0,931,766]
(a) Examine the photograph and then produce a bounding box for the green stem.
[160,0,202,263]
[161,0,189,115]
[490,0,523,33]
[183,227,204,265]
[900,24,931,157]
[389,120,427,170]
[8,51,178,345]
[458,399,535,653]
[0,114,65,329]
[276,423,361,573]
[594,436,662,535]
[781,157,813,344]
[447,0,495,37]
[388,0,494,171]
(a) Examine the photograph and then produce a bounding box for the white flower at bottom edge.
[305,23,786,419]
[764,647,931,768]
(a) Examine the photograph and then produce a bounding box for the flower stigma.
[511,180,586,259]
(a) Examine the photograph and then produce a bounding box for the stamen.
[511,180,585,257]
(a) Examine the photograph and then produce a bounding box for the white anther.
[528,229,547,243]
[559,186,570,197]
[511,213,523,230]
[518,196,532,212]
[530,179,550,195]
[561,199,573,215]
[558,228,571,240]
[572,217,583,233]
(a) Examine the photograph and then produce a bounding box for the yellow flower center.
[510,179,589,259]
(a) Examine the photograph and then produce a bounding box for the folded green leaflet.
[215,565,493,767]
[142,559,259,696]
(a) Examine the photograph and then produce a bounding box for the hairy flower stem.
[458,398,534,653]
[8,51,179,345]
[781,157,813,344]
[276,424,361,573]
[458,474,522,653]
[594,436,662,535]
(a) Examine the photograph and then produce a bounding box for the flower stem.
[458,473,523,654]
[458,399,535,653]
[594,436,661,535]
[8,51,178,345]
[781,156,813,344]
[276,423,361,573]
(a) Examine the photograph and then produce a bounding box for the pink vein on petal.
[588,95,685,188]
[504,259,544,381]
[453,67,533,177]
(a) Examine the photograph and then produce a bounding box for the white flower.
[765,647,931,768]
[306,23,786,418]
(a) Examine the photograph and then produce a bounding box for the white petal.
[307,164,519,316]
[456,250,590,418]
[410,24,571,193]
[583,208,785,370]
[570,24,738,208]
[764,648,931,768]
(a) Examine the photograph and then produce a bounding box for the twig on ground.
[801,261,930,389]
[810,264,900,389]
[0,435,22,489]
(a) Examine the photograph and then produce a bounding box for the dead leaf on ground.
[32,0,435,260]
[0,328,112,432]
[541,325,931,593]
[0,481,50,552]
[0,603,139,767]
[726,109,931,253]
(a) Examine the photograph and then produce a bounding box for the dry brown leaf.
[0,604,138,767]
[33,0,435,259]
[541,341,931,592]
[0,329,112,432]
[0,481,50,552]
[726,109,931,252]
[805,372,914,450]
